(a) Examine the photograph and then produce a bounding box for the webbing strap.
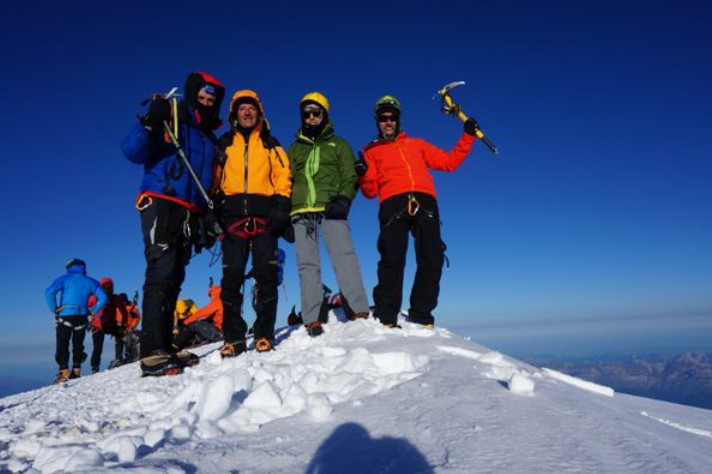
[224,217,267,239]
[56,318,88,332]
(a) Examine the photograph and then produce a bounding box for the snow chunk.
[32,445,104,473]
[102,435,138,463]
[508,373,535,395]
[243,380,283,412]
[371,351,427,375]
[22,419,46,435]
[542,368,614,397]
[9,438,41,460]
[194,375,235,422]
[307,393,333,420]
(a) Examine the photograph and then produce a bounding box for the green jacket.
[287,122,358,214]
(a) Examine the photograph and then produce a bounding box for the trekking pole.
[434,81,499,154]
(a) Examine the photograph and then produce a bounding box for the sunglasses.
[302,108,323,119]
[378,115,398,123]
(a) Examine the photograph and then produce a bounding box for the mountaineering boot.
[220,341,247,359]
[55,369,70,384]
[383,323,402,329]
[140,349,198,377]
[254,338,274,352]
[69,367,81,379]
[348,312,370,321]
[91,366,100,375]
[306,321,324,337]
[287,306,302,326]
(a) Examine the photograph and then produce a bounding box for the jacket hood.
[184,72,225,112]
[208,285,221,300]
[229,90,267,133]
[66,263,86,276]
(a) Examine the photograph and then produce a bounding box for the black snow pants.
[139,197,192,357]
[373,193,444,326]
[220,220,280,344]
[55,315,88,370]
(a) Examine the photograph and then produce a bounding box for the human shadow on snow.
[305,422,434,474]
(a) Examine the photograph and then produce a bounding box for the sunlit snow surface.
[1,312,711,473]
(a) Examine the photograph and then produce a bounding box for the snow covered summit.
[1,314,711,473]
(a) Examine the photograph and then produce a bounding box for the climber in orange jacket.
[172,286,224,351]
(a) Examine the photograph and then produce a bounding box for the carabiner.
[407,194,420,217]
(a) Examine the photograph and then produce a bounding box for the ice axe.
[434,81,499,154]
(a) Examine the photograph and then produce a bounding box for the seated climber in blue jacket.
[45,258,108,383]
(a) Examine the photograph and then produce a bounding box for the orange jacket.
[215,90,291,202]
[359,131,475,203]
[183,285,223,332]
[88,294,140,332]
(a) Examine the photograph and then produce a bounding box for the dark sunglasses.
[302,108,323,119]
[378,114,398,123]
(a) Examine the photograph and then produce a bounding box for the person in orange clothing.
[88,278,141,373]
[357,95,480,328]
[183,285,223,330]
[213,90,291,357]
[172,285,223,350]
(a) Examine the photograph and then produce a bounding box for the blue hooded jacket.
[121,101,221,210]
[45,262,108,318]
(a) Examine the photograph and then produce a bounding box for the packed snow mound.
[1,314,712,473]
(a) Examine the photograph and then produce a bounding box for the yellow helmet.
[300,92,330,113]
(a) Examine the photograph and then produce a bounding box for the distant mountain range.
[522,352,712,410]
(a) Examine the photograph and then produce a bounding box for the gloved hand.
[204,211,224,238]
[267,195,291,236]
[281,224,295,244]
[464,118,480,136]
[141,97,171,132]
[324,195,351,220]
[354,151,368,177]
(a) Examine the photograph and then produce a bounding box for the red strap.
[223,217,267,239]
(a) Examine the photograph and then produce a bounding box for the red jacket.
[359,131,475,203]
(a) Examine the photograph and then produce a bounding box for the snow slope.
[1,312,711,473]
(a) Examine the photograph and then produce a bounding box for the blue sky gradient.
[1,1,710,360]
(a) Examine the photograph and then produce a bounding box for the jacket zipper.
[243,140,249,215]
[396,140,415,191]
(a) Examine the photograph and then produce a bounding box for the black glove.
[281,224,295,244]
[324,195,351,220]
[354,151,368,177]
[464,118,480,136]
[204,211,224,238]
[267,196,291,236]
[141,98,171,132]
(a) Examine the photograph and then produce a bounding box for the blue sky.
[1,0,710,359]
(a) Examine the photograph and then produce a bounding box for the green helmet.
[374,95,401,117]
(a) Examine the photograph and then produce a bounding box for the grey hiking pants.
[294,215,369,325]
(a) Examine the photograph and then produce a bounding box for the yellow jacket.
[215,90,291,218]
